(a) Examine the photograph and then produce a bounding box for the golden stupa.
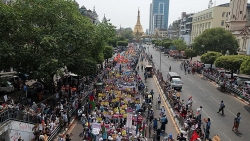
[133,9,146,39]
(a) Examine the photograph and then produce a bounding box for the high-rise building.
[149,0,170,35]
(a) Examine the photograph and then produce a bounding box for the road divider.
[153,75,181,134]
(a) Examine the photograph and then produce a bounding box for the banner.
[126,114,133,128]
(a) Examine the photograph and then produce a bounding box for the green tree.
[215,55,248,78]
[118,41,128,46]
[201,51,222,68]
[103,46,114,66]
[121,28,134,40]
[172,39,187,50]
[240,58,250,75]
[184,48,197,60]
[117,36,126,41]
[192,27,239,55]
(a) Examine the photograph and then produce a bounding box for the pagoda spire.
[136,8,141,25]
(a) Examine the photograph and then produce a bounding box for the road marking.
[153,75,180,134]
[188,78,194,83]
[203,110,213,122]
[210,96,220,104]
[222,132,232,141]
[226,109,245,123]
[198,86,205,91]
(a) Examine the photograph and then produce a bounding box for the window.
[240,11,242,14]
[221,20,224,26]
[208,22,211,28]
[222,12,225,17]
[226,12,228,17]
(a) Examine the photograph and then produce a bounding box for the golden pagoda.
[133,8,146,41]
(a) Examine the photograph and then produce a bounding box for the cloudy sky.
[77,0,246,30]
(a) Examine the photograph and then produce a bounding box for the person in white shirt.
[116,133,122,141]
[196,106,203,120]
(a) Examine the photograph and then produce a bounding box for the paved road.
[66,53,178,141]
[148,45,250,141]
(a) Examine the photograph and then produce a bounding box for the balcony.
[186,22,191,25]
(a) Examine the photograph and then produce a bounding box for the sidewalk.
[140,58,178,140]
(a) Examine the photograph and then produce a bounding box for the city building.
[154,28,168,38]
[167,24,172,39]
[1,0,14,4]
[225,0,250,55]
[191,3,230,43]
[149,0,170,35]
[79,6,100,24]
[171,19,181,40]
[180,12,194,46]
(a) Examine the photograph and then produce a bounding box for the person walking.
[157,96,161,109]
[232,112,241,133]
[196,106,203,121]
[169,66,171,72]
[217,100,225,115]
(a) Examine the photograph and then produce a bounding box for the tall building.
[191,3,230,43]
[180,12,194,46]
[149,0,170,35]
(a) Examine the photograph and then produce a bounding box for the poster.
[126,114,133,128]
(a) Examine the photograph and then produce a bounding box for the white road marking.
[203,110,213,121]
[222,132,232,141]
[227,109,245,123]
[198,86,205,91]
[188,78,194,83]
[210,96,220,104]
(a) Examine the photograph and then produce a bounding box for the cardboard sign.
[212,135,221,141]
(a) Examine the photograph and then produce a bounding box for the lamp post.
[147,44,149,55]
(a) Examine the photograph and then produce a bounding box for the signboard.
[212,135,221,141]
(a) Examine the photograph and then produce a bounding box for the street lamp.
[147,44,149,55]
[201,45,205,54]
[160,41,162,71]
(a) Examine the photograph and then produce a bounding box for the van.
[0,81,14,93]
[170,78,183,90]
[167,72,181,81]
[145,65,153,77]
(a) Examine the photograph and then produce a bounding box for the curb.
[229,93,250,106]
[61,116,77,137]
[153,76,181,134]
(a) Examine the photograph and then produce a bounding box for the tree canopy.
[200,51,222,68]
[192,27,239,55]
[120,28,134,41]
[215,55,248,77]
[184,48,197,59]
[240,58,250,75]
[172,39,187,50]
[0,0,116,88]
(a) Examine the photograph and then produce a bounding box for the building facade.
[191,3,230,43]
[225,0,250,54]
[171,19,181,40]
[149,0,170,35]
[179,12,194,46]
[79,6,100,24]
[154,28,168,38]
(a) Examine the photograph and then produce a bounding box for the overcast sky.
[77,0,248,30]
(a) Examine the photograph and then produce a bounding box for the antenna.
[208,0,213,8]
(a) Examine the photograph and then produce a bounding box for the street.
[149,45,250,141]
[67,51,179,141]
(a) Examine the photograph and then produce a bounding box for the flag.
[190,131,199,141]
[89,94,96,110]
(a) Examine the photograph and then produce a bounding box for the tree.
[192,27,239,55]
[172,39,187,51]
[240,58,250,75]
[215,55,248,78]
[117,36,126,41]
[118,41,128,46]
[201,51,222,68]
[184,48,197,60]
[103,46,114,66]
[120,28,134,41]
